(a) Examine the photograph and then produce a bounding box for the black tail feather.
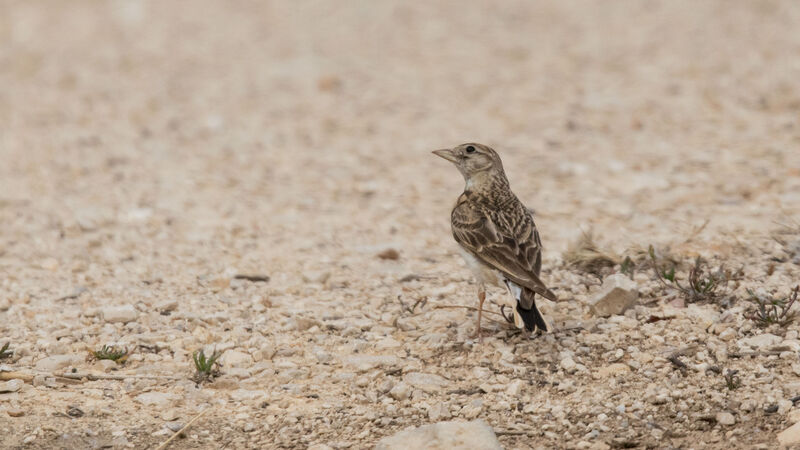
[516,301,549,332]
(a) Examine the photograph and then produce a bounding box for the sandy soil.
[1,1,800,448]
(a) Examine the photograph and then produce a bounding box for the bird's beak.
[432,148,458,163]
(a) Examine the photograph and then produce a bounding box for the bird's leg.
[470,285,486,343]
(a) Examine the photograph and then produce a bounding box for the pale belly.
[457,247,503,287]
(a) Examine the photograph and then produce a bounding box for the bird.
[433,143,557,341]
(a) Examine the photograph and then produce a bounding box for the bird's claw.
[499,305,515,324]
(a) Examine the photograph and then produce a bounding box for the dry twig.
[155,408,209,450]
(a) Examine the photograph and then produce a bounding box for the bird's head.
[432,143,505,184]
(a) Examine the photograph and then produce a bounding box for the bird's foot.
[499,305,515,324]
[469,328,484,344]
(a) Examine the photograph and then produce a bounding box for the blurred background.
[2,0,799,293]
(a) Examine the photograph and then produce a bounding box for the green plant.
[0,342,12,360]
[745,286,798,327]
[648,246,733,303]
[620,256,635,279]
[192,348,222,382]
[723,369,741,390]
[91,345,129,363]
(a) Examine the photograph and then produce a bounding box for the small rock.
[302,270,331,284]
[308,445,334,450]
[165,421,185,433]
[221,350,253,368]
[589,274,638,317]
[778,399,794,415]
[66,406,84,417]
[377,248,400,260]
[34,354,82,371]
[243,422,255,432]
[560,357,577,373]
[428,402,452,421]
[737,333,782,349]
[788,409,800,424]
[778,421,800,446]
[375,419,502,450]
[389,382,411,401]
[506,379,524,396]
[461,399,483,419]
[343,355,399,372]
[403,372,449,394]
[135,392,178,408]
[161,409,180,422]
[101,305,138,323]
[0,379,22,393]
[7,408,24,417]
[593,363,630,379]
[716,412,735,426]
[719,328,737,341]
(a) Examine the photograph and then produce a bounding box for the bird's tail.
[512,286,551,333]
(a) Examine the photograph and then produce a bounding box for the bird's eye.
[465,145,476,153]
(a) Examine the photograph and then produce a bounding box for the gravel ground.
[2,1,800,449]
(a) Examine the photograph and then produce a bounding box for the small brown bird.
[433,143,557,341]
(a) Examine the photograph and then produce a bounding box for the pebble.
[403,372,449,394]
[221,350,253,368]
[737,333,782,350]
[779,421,800,446]
[589,274,638,317]
[389,382,411,401]
[343,355,400,372]
[165,421,185,433]
[716,412,735,426]
[135,392,178,408]
[375,419,502,450]
[0,379,23,393]
[593,363,630,379]
[428,402,451,421]
[34,354,82,372]
[101,305,138,323]
[7,408,24,417]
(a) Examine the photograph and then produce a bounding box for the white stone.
[778,421,800,446]
[0,379,23,393]
[428,402,451,421]
[403,372,449,393]
[719,328,736,341]
[135,392,178,408]
[716,412,735,425]
[389,382,411,401]
[34,354,82,372]
[589,274,638,317]
[593,363,630,379]
[221,350,253,368]
[343,355,399,372]
[737,333,781,350]
[506,379,525,396]
[101,305,138,323]
[560,357,577,373]
[375,420,502,450]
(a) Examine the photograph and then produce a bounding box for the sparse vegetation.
[0,342,12,360]
[723,369,741,390]
[192,348,222,383]
[563,231,621,276]
[648,246,738,303]
[91,345,129,363]
[745,286,799,327]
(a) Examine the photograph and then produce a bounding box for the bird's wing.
[451,199,557,301]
